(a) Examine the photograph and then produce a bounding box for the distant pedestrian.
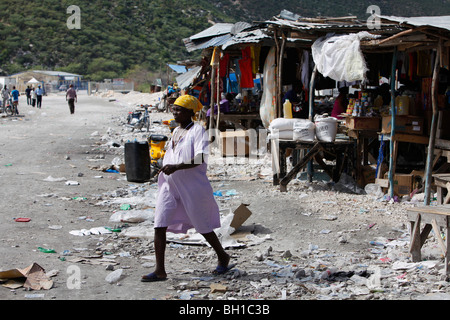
[36,85,43,108]
[1,85,9,109]
[25,86,32,105]
[10,86,19,115]
[31,87,37,107]
[66,84,77,114]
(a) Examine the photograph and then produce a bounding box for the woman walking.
[141,95,231,282]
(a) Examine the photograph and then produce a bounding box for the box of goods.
[220,130,250,157]
[383,173,413,196]
[381,116,423,135]
[345,116,380,131]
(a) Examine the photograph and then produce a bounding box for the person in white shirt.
[31,87,37,107]
[1,85,10,109]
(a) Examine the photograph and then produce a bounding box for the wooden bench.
[407,206,450,276]
[433,174,450,205]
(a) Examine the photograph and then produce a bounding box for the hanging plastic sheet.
[311,31,380,83]
[259,47,277,128]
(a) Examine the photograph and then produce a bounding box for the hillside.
[0,0,448,82]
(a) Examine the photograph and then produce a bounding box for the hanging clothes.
[219,53,230,78]
[238,47,254,88]
[417,50,432,77]
[250,46,261,75]
[300,50,310,89]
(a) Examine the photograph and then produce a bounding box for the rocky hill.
[0,0,448,81]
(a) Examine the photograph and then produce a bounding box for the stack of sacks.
[268,118,315,142]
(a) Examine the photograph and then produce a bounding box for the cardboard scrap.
[230,203,252,231]
[0,263,53,290]
[210,283,228,293]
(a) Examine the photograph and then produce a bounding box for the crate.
[381,116,424,135]
[345,116,380,130]
[220,130,250,157]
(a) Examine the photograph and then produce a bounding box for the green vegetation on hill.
[0,0,234,80]
[0,0,448,82]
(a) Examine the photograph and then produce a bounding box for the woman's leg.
[153,227,168,278]
[201,231,230,267]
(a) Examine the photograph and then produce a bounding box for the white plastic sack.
[315,117,337,142]
[268,130,294,140]
[269,118,304,131]
[293,120,315,142]
[109,209,155,223]
[311,31,380,82]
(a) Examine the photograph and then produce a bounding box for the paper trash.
[0,263,53,290]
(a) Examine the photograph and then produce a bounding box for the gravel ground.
[0,91,449,306]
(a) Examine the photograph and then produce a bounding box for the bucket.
[124,141,150,182]
[315,117,337,142]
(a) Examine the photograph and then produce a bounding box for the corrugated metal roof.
[189,23,234,40]
[378,15,450,32]
[264,18,370,31]
[167,64,187,73]
[183,33,233,52]
[10,70,82,78]
[184,22,260,52]
[222,28,270,49]
[176,66,202,90]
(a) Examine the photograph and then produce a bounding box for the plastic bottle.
[283,99,293,118]
[374,95,383,110]
[105,269,124,284]
[396,95,409,115]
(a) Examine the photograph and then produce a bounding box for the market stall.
[179,12,450,200]
[263,13,450,197]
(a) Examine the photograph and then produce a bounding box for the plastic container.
[124,141,150,182]
[315,117,338,142]
[395,95,410,115]
[283,99,293,119]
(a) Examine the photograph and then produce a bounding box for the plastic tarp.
[311,31,380,82]
[259,47,277,128]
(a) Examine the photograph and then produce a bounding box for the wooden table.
[433,174,450,205]
[219,113,261,129]
[347,129,379,187]
[407,206,450,276]
[376,132,429,189]
[272,138,354,192]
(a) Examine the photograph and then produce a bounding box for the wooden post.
[216,50,221,129]
[278,33,286,119]
[273,31,280,119]
[424,40,442,205]
[388,47,398,199]
[307,66,318,182]
[308,66,317,121]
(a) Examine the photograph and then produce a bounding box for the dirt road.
[0,92,448,303]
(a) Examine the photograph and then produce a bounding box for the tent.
[27,77,40,85]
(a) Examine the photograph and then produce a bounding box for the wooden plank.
[280,142,322,192]
[409,213,422,262]
[446,226,450,275]
[392,133,430,144]
[408,206,450,216]
[444,182,450,205]
[431,218,447,257]
[408,211,449,227]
